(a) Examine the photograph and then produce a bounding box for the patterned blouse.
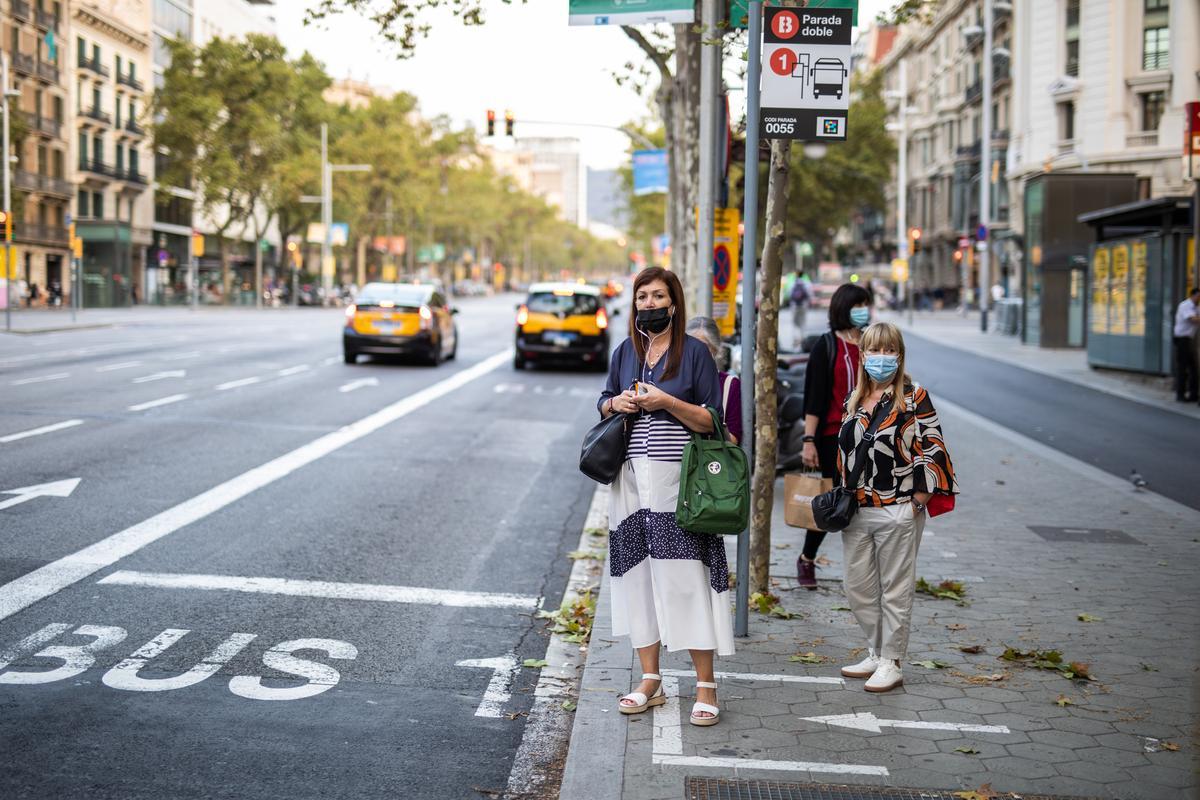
[836,382,958,507]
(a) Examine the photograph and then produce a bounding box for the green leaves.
[522,659,547,669]
[910,660,949,670]
[567,550,604,561]
[1001,646,1096,681]
[954,746,980,755]
[1077,613,1102,623]
[561,700,577,712]
[541,588,598,645]
[750,591,798,619]
[789,652,829,664]
[916,578,970,606]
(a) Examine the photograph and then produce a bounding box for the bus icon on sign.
[817,117,845,137]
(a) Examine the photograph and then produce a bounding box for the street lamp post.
[978,0,994,331]
[303,124,370,306]
[2,53,15,332]
[886,60,911,325]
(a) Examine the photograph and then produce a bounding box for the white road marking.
[133,370,186,384]
[127,394,188,412]
[652,674,888,776]
[98,570,539,610]
[228,638,358,701]
[0,623,72,670]
[321,356,340,366]
[339,377,379,393]
[457,655,520,717]
[0,348,512,624]
[0,478,82,512]
[11,372,70,386]
[661,668,845,686]
[277,365,310,376]
[0,624,127,685]
[801,712,1011,735]
[0,419,84,443]
[164,351,202,361]
[102,629,257,693]
[940,551,958,558]
[96,361,143,372]
[216,376,263,391]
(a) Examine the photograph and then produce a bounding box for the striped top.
[626,415,692,462]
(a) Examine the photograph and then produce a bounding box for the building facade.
[70,0,152,308]
[5,0,72,305]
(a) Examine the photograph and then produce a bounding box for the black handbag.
[811,399,891,532]
[579,411,632,484]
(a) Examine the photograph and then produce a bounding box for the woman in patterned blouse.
[835,322,958,693]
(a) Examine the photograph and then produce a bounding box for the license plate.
[375,322,396,334]
[548,333,575,348]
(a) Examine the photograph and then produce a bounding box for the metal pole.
[979,0,993,331]
[70,256,76,323]
[697,0,718,317]
[897,60,911,325]
[1194,179,1199,290]
[321,123,332,306]
[2,53,10,333]
[735,0,763,639]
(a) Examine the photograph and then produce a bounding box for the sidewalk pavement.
[0,305,323,335]
[559,399,1200,800]
[880,308,1200,422]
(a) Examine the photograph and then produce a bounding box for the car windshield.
[527,291,599,316]
[356,284,430,307]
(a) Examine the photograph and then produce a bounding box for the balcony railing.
[77,56,110,78]
[11,0,30,21]
[993,61,1010,85]
[13,169,72,197]
[1126,131,1159,148]
[116,72,144,92]
[12,52,35,77]
[35,8,58,30]
[16,222,69,246]
[36,60,59,84]
[123,168,148,186]
[956,141,982,160]
[124,119,146,137]
[965,80,983,105]
[78,157,114,178]
[1142,51,1169,71]
[80,106,112,126]
[14,169,38,192]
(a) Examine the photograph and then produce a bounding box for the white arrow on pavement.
[456,655,520,718]
[801,712,1010,735]
[338,378,379,394]
[0,479,82,512]
[133,370,186,384]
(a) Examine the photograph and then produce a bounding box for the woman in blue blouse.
[597,267,733,727]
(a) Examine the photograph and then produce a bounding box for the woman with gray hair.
[686,316,742,445]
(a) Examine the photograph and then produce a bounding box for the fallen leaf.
[789,652,828,664]
[1157,561,1168,566]
[952,670,1009,685]
[814,556,833,566]
[773,543,792,549]
[567,550,604,561]
[562,700,577,712]
[954,746,981,754]
[505,711,528,721]
[522,659,548,669]
[946,623,968,631]
[1056,695,1075,707]
[1140,663,1158,672]
[1077,613,1103,623]
[1162,742,1180,751]
[959,644,985,654]
[952,784,998,800]
[830,605,852,611]
[911,659,950,670]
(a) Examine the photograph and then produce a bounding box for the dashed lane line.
[0,348,512,623]
[127,394,189,412]
[215,376,263,391]
[0,419,85,443]
[11,373,70,386]
[95,361,143,372]
[277,365,310,376]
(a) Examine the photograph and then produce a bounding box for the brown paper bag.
[784,472,834,530]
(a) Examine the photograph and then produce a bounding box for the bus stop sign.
[759,7,852,142]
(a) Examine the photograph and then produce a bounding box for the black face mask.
[636,306,673,334]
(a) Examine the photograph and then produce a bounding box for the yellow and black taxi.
[514,282,614,371]
[343,282,458,366]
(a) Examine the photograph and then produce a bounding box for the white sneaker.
[864,660,904,693]
[840,650,880,679]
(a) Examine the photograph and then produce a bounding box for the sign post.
[759,7,853,142]
[1187,101,1200,288]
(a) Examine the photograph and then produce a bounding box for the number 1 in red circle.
[770,48,798,77]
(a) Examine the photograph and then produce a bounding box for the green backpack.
[676,407,751,535]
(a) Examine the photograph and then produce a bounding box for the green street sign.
[569,0,694,26]
[731,0,859,29]
[417,244,447,263]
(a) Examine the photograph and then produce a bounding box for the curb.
[557,487,630,800]
[506,484,610,799]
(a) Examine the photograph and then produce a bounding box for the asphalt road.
[903,331,1200,511]
[0,296,606,800]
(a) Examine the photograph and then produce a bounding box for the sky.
[277,0,895,172]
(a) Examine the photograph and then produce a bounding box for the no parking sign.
[712,208,740,337]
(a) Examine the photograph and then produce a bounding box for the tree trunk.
[672,19,702,312]
[749,139,792,594]
[254,236,263,309]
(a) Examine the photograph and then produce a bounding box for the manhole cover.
[1027,526,1142,545]
[684,778,1099,800]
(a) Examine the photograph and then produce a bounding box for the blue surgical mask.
[864,354,898,383]
[849,307,871,329]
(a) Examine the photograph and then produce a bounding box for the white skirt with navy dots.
[608,456,735,656]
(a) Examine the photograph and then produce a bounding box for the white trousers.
[841,503,925,660]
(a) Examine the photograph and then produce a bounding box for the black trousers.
[803,433,841,560]
[1173,337,1198,400]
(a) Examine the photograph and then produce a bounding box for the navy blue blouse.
[597,336,722,423]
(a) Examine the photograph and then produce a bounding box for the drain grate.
[684,778,1100,800]
[1027,525,1143,545]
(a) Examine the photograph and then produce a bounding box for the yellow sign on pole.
[192,232,205,258]
[712,208,740,337]
[5,247,17,279]
[891,258,909,282]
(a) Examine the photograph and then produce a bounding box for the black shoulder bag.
[580,408,632,485]
[811,399,891,532]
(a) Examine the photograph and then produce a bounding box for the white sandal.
[690,680,720,727]
[619,672,666,715]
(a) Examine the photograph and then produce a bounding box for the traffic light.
[504,109,514,137]
[486,109,496,137]
[0,210,10,242]
[286,240,300,266]
[908,226,922,254]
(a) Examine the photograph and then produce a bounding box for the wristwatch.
[912,500,926,513]
[801,434,816,443]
